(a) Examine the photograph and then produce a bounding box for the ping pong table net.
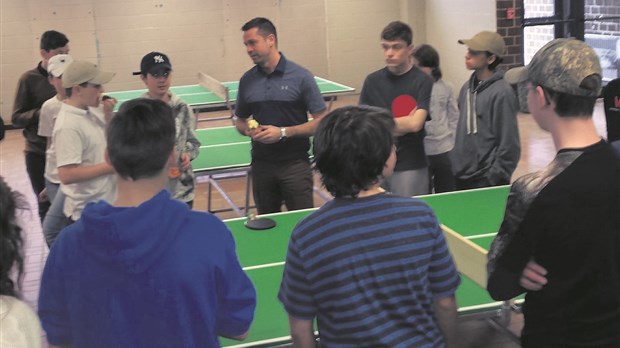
[198,72,232,115]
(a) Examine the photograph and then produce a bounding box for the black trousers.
[251,158,314,214]
[25,152,49,221]
[427,152,456,193]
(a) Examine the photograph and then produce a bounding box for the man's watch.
[280,127,288,142]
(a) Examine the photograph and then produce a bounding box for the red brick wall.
[496,0,525,69]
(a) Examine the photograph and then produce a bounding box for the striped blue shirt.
[278,193,460,347]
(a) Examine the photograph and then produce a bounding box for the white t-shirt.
[0,295,42,348]
[38,95,63,184]
[54,103,115,220]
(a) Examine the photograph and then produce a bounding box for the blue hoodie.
[39,190,256,347]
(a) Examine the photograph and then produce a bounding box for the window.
[522,0,620,82]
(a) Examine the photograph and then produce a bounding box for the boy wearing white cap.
[38,54,74,205]
[50,61,117,242]
[487,39,620,347]
[38,54,74,246]
[451,31,520,190]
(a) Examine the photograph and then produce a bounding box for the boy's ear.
[486,54,497,65]
[40,49,50,60]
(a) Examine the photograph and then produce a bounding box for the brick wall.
[496,0,524,68]
[585,0,620,35]
[585,0,619,79]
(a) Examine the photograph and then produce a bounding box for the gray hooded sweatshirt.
[451,70,520,185]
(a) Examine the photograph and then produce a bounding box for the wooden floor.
[0,95,609,347]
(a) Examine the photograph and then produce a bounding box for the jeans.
[42,189,73,247]
[44,179,60,204]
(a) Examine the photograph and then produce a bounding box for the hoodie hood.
[76,190,188,274]
[465,70,505,134]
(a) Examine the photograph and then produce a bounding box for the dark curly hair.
[313,105,395,198]
[0,177,28,298]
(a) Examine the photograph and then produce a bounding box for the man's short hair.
[241,17,277,41]
[106,99,176,181]
[381,21,413,46]
[40,30,69,51]
[313,105,395,198]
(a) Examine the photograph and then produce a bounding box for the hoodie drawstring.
[466,88,478,135]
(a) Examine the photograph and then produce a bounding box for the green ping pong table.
[191,126,328,217]
[219,185,522,347]
[192,126,252,216]
[106,76,355,115]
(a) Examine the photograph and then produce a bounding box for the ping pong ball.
[248,119,259,129]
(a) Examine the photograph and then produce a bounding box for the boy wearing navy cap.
[134,52,200,208]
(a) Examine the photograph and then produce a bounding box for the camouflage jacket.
[141,92,201,202]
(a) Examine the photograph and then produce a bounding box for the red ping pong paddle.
[391,95,417,118]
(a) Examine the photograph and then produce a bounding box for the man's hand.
[251,125,282,144]
[520,260,548,291]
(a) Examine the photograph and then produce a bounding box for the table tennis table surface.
[192,127,251,173]
[220,185,512,347]
[106,76,355,112]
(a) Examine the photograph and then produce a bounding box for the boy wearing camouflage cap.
[452,31,521,189]
[487,39,620,347]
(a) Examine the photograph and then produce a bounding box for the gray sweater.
[451,70,520,185]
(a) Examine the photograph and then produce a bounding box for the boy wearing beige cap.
[451,31,520,190]
[487,39,620,347]
[49,61,117,243]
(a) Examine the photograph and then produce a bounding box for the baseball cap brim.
[89,71,115,85]
[458,38,486,52]
[132,64,172,76]
[504,66,528,85]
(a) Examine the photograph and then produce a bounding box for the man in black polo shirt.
[234,17,327,214]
